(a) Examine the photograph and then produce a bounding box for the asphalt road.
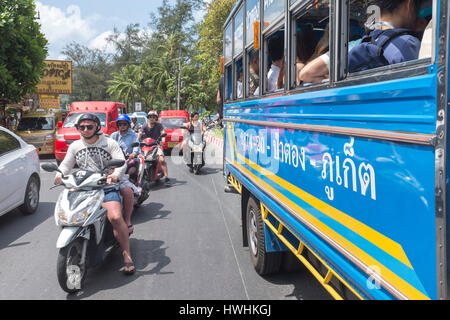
[0,142,330,300]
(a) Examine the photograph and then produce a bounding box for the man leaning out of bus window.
[299,0,428,83]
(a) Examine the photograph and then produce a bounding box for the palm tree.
[107,65,140,109]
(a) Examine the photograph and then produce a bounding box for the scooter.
[124,152,149,207]
[182,127,206,175]
[41,159,125,294]
[132,133,167,187]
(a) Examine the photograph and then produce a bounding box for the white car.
[0,126,40,216]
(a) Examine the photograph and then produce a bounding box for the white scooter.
[42,159,125,294]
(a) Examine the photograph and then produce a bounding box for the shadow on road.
[0,202,54,251]
[132,201,171,225]
[67,238,173,300]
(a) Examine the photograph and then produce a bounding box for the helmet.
[147,110,158,119]
[130,113,137,119]
[75,113,102,137]
[116,114,131,124]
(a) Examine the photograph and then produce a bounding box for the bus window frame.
[287,0,332,92]
[234,4,245,59]
[224,21,233,103]
[262,19,286,95]
[234,54,245,100]
[339,0,438,84]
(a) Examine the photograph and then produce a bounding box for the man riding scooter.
[54,113,135,275]
[110,114,141,236]
[138,110,171,186]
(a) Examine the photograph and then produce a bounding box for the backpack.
[348,29,420,73]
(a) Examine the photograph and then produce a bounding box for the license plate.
[168,142,179,148]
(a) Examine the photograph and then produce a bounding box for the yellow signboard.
[37,60,73,95]
[39,94,61,109]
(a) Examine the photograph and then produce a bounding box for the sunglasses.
[117,122,129,127]
[77,124,95,131]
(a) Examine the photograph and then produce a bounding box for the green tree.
[0,0,48,111]
[194,0,236,111]
[62,42,113,102]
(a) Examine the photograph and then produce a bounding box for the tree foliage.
[62,0,238,114]
[0,0,48,106]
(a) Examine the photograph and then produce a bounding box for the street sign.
[135,102,142,112]
[37,60,73,95]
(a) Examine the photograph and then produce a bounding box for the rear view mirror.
[41,163,59,172]
[161,133,167,138]
[57,121,63,128]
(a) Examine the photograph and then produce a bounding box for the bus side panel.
[224,75,438,300]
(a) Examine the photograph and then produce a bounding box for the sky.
[34,0,206,60]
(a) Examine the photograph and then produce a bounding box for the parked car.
[0,126,40,216]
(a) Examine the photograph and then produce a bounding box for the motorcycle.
[123,152,148,207]
[132,133,167,187]
[181,127,206,175]
[41,159,125,294]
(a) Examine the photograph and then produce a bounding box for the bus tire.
[246,196,282,275]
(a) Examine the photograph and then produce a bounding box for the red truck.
[159,110,189,152]
[54,101,126,164]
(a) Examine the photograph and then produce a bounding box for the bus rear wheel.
[246,196,282,275]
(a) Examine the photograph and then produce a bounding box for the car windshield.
[63,113,107,128]
[160,117,186,129]
[17,117,54,131]
[136,117,147,125]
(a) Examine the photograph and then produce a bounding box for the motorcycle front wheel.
[56,238,87,294]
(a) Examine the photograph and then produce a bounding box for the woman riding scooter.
[110,114,141,236]
[182,112,206,173]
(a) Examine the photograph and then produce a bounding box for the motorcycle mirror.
[41,163,59,172]
[149,141,158,147]
[161,133,167,138]
[106,159,125,168]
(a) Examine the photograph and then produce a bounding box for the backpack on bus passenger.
[348,28,420,73]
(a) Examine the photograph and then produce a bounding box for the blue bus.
[222,0,447,299]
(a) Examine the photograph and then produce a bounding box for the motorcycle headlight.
[55,191,101,226]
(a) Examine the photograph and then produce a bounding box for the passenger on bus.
[248,50,260,95]
[295,24,317,86]
[298,24,330,84]
[348,0,425,73]
[417,1,432,58]
[237,68,244,98]
[267,34,284,92]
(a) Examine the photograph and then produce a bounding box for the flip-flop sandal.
[123,262,135,275]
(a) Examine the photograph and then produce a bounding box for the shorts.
[104,187,121,203]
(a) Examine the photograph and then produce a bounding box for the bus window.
[225,64,232,101]
[246,0,260,97]
[246,0,259,47]
[347,0,433,75]
[234,6,244,57]
[263,0,285,30]
[265,30,284,93]
[294,0,330,86]
[236,58,244,99]
[224,24,232,65]
[247,49,260,96]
